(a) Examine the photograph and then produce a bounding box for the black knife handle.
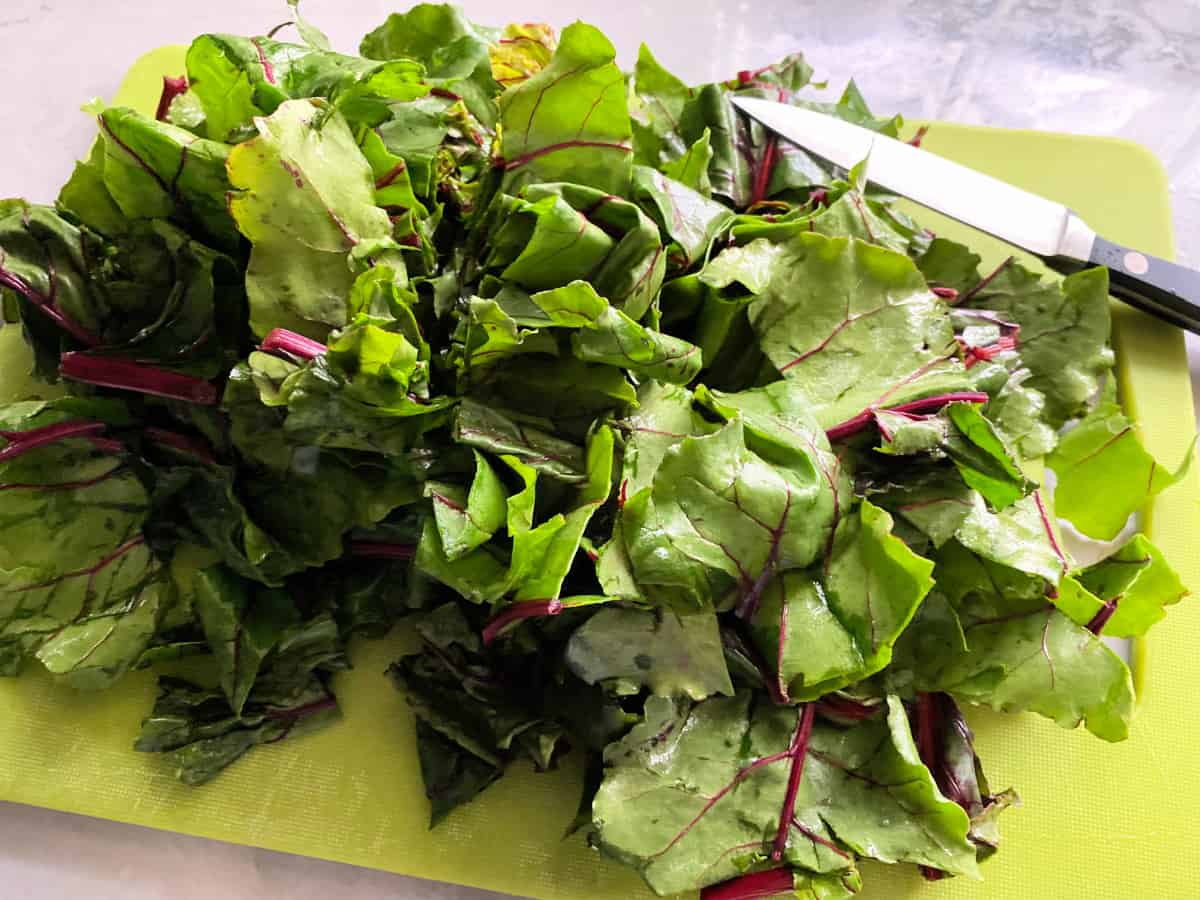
[1085,236,1200,334]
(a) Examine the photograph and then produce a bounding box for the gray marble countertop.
[1,1,1198,898]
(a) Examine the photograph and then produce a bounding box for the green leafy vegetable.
[915,600,1134,742]
[741,232,968,429]
[192,565,297,715]
[565,607,733,700]
[0,7,1190,898]
[628,416,839,614]
[0,400,163,687]
[359,2,500,127]
[497,23,633,194]
[425,450,507,560]
[592,693,977,895]
[749,501,934,702]
[1057,534,1188,636]
[226,99,401,338]
[1048,384,1192,539]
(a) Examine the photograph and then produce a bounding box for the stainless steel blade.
[730,95,1096,262]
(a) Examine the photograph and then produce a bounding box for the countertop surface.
[1,1,1198,898]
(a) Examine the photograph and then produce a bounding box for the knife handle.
[1086,236,1200,335]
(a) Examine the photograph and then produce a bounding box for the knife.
[731,95,1200,335]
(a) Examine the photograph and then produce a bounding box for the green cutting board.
[2,46,1198,900]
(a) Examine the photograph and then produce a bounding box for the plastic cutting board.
[1,45,1198,900]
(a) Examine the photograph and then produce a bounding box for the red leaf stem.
[155,75,189,122]
[60,352,218,405]
[825,391,990,442]
[348,541,416,560]
[0,420,107,463]
[771,703,815,861]
[701,867,793,900]
[260,328,327,361]
[482,598,563,645]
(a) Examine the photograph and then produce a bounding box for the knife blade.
[731,95,1200,334]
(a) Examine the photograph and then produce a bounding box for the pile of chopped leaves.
[0,3,1193,897]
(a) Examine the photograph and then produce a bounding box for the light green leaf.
[922,602,1134,742]
[483,192,615,291]
[510,424,613,602]
[565,608,733,700]
[632,164,734,270]
[811,190,911,254]
[750,501,935,701]
[877,402,1034,511]
[955,491,1070,586]
[662,129,715,195]
[637,417,838,611]
[288,0,332,51]
[360,3,501,128]
[1068,534,1189,637]
[964,259,1113,427]
[1048,389,1193,540]
[629,43,692,166]
[497,22,633,194]
[424,451,507,561]
[943,402,1035,510]
[592,692,976,895]
[619,381,710,498]
[185,33,428,140]
[483,184,665,320]
[498,281,700,384]
[874,471,977,549]
[226,99,399,338]
[745,233,968,429]
[414,517,510,605]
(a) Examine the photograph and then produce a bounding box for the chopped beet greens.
[0,4,1190,899]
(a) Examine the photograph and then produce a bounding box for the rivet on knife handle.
[1083,236,1200,334]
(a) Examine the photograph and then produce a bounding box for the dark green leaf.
[452,398,586,482]
[135,674,340,784]
[192,565,298,715]
[414,718,502,825]
[79,105,239,250]
[0,400,163,688]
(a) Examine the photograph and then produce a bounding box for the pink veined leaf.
[0,261,99,346]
